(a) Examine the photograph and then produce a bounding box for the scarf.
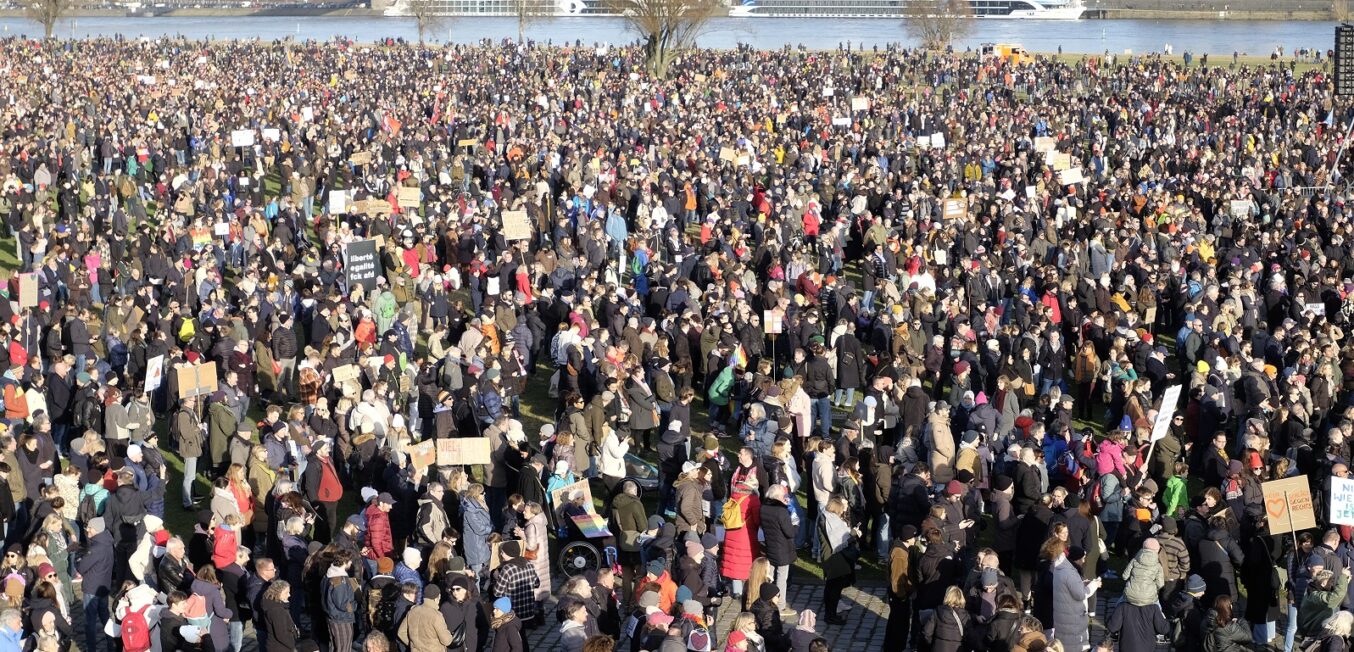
[491,612,516,630]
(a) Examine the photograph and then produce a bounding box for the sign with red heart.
[1262,475,1317,535]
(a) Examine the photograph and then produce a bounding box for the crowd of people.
[0,31,1347,652]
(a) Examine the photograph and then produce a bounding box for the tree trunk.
[43,17,55,39]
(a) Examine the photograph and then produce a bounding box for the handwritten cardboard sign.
[502,210,531,241]
[1263,475,1317,535]
[435,437,492,466]
[17,273,37,309]
[410,440,436,472]
[942,198,967,221]
[549,478,594,513]
[176,361,219,399]
[397,186,421,208]
[1332,477,1354,526]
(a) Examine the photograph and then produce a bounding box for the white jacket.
[600,430,629,479]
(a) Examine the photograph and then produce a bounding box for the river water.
[0,15,1338,54]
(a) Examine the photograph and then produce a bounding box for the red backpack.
[121,605,152,652]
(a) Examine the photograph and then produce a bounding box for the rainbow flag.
[571,514,612,539]
[728,344,749,369]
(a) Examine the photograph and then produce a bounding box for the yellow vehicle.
[981,43,1035,66]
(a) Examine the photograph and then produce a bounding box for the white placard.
[1059,168,1085,186]
[230,130,256,147]
[832,116,850,126]
[1150,385,1183,442]
[145,355,165,394]
[1331,476,1354,526]
[262,128,281,142]
[931,133,946,149]
[329,190,348,214]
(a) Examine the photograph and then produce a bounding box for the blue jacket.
[0,625,20,652]
[462,499,494,568]
[392,562,423,602]
[76,531,115,598]
[323,568,359,623]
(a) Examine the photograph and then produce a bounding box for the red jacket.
[316,459,342,503]
[365,504,393,561]
[211,525,238,570]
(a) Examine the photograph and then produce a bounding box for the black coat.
[439,594,479,652]
[891,472,931,531]
[260,597,299,652]
[1197,528,1245,605]
[1239,534,1283,624]
[760,497,798,567]
[1012,463,1042,515]
[1107,601,1169,652]
[1015,505,1055,571]
[835,334,866,390]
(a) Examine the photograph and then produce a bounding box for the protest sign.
[262,128,281,142]
[831,116,850,127]
[1150,385,1183,442]
[763,310,783,335]
[410,440,436,473]
[230,130,255,147]
[1230,200,1252,217]
[1059,167,1085,185]
[176,362,218,399]
[1262,475,1317,535]
[1034,136,1057,153]
[719,146,736,162]
[144,354,165,394]
[571,513,612,538]
[931,133,946,149]
[1332,477,1354,526]
[851,97,870,112]
[436,437,492,466]
[349,151,372,166]
[550,478,595,512]
[457,138,478,149]
[397,186,421,207]
[328,190,347,214]
[17,273,37,309]
[1306,303,1326,316]
[344,239,380,292]
[942,198,966,221]
[502,210,531,241]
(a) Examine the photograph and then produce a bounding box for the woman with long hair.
[189,565,234,652]
[817,496,857,626]
[260,580,301,652]
[1203,594,1253,652]
[225,463,255,548]
[743,557,772,611]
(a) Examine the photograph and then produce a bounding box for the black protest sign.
[345,239,380,291]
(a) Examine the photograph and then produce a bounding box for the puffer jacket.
[925,606,970,652]
[1121,547,1165,606]
[1201,611,1252,652]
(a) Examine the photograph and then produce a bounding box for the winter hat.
[685,540,703,558]
[992,475,1014,492]
[682,599,703,617]
[647,611,674,628]
[402,547,422,568]
[377,557,395,574]
[493,597,512,613]
[944,480,965,496]
[1186,574,1207,593]
[647,559,666,577]
[760,581,779,600]
[676,585,693,604]
[638,591,661,609]
[981,568,999,588]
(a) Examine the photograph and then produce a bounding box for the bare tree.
[407,0,450,44]
[902,0,973,51]
[510,0,553,42]
[608,0,720,79]
[24,0,75,39]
